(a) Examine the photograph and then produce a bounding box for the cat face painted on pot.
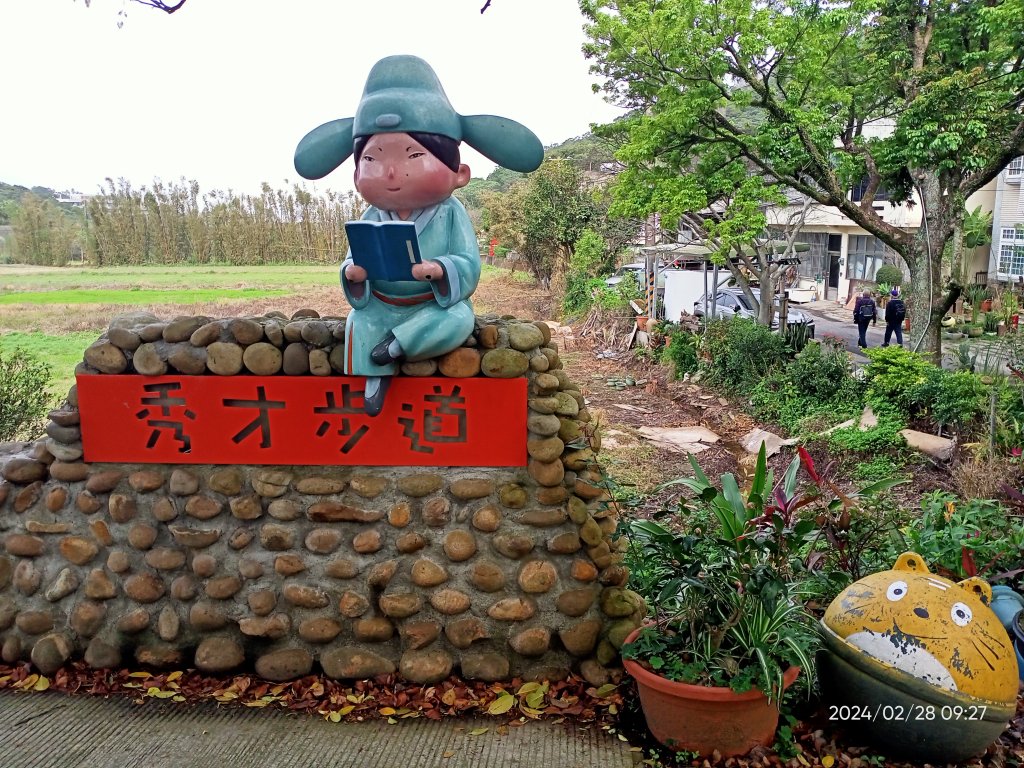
[823,552,1017,701]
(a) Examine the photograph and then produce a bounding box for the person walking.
[853,289,877,348]
[883,287,906,346]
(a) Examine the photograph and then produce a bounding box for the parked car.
[605,263,651,288]
[604,263,683,289]
[693,287,815,336]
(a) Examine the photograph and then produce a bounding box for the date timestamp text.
[829,704,987,722]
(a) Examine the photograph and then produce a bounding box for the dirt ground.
[472,273,960,515]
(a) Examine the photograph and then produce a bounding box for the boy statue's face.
[354,132,470,214]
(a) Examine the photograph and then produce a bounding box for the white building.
[989,157,1024,284]
[766,177,996,303]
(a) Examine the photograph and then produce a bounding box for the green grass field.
[0,331,98,401]
[0,288,289,305]
[0,262,532,403]
[0,264,337,292]
[0,264,340,401]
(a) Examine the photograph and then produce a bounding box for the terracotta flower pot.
[622,627,800,757]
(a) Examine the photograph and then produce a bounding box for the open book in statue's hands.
[344,220,423,282]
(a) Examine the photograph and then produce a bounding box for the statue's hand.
[412,261,444,282]
[345,263,368,282]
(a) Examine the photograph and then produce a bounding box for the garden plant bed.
[3,266,1023,767]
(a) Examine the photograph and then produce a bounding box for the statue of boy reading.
[294,55,543,415]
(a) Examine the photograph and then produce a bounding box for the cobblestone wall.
[0,310,643,685]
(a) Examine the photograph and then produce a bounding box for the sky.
[0,0,625,199]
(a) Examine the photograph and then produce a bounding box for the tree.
[483,158,601,287]
[581,0,1024,354]
[12,193,81,266]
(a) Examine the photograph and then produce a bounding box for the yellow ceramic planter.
[819,553,1018,761]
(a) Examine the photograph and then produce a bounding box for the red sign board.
[75,375,527,467]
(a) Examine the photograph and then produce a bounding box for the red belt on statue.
[372,290,434,306]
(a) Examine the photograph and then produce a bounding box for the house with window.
[764,185,924,302]
[764,175,997,303]
[756,119,1005,302]
[990,157,1024,283]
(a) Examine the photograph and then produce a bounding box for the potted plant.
[963,284,990,326]
[1001,289,1020,330]
[876,282,892,307]
[967,322,984,338]
[620,445,821,757]
[984,311,1000,336]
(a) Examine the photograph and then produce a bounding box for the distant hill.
[0,182,87,225]
[456,131,619,217]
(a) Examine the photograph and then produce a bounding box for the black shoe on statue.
[363,376,391,417]
[370,331,399,366]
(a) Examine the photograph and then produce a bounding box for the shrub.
[862,345,932,414]
[995,379,1024,452]
[800,498,912,586]
[874,264,904,286]
[906,491,1024,579]
[931,371,988,434]
[598,273,641,309]
[0,347,54,442]
[701,318,787,394]
[788,341,856,401]
[750,374,862,436]
[561,275,606,317]
[658,324,700,378]
[562,229,609,317]
[749,341,864,435]
[750,372,800,428]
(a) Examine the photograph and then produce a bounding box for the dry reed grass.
[951,451,1022,500]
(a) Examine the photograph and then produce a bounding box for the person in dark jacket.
[883,287,906,347]
[853,290,876,348]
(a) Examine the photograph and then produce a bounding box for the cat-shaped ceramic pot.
[819,552,1019,761]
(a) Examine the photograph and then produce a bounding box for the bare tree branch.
[133,0,187,13]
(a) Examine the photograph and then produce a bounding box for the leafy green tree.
[563,228,608,316]
[483,158,600,287]
[582,0,1024,354]
[0,200,18,226]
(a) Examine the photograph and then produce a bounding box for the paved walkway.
[796,300,871,361]
[0,691,636,768]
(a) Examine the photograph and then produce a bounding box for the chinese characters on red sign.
[76,375,527,467]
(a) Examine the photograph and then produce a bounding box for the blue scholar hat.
[294,55,544,180]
